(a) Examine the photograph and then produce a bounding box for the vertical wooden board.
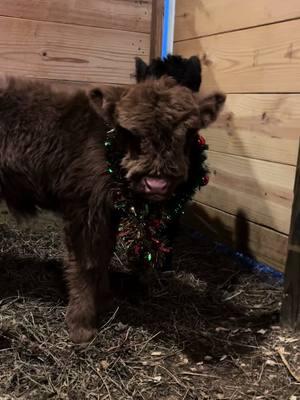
[0,16,149,84]
[175,19,300,93]
[150,0,164,59]
[175,0,300,41]
[182,202,288,271]
[281,144,300,330]
[196,152,295,234]
[0,0,152,33]
[206,94,300,165]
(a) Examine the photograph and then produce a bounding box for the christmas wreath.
[106,128,209,271]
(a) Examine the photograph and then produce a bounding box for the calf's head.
[90,77,225,202]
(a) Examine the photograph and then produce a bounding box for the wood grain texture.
[150,0,164,58]
[0,16,149,84]
[175,0,300,41]
[206,94,300,165]
[33,78,128,91]
[0,0,151,33]
[196,152,295,234]
[175,19,300,93]
[182,201,287,271]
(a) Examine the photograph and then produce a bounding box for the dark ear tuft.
[135,57,148,82]
[182,56,201,92]
[198,92,226,128]
[134,54,202,92]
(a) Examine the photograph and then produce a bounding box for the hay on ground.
[0,219,299,400]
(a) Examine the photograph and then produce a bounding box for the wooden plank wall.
[174,0,300,271]
[0,1,152,229]
[0,0,151,86]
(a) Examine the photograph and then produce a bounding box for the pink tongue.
[144,178,168,194]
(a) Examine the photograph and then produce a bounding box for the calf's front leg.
[64,224,115,343]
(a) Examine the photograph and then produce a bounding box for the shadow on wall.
[183,104,290,268]
[174,8,292,269]
[182,203,255,263]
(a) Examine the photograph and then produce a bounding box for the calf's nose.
[144,177,168,194]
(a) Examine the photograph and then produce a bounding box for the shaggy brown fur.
[0,76,225,343]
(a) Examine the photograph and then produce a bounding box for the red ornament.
[198,135,206,146]
[202,175,209,186]
[151,219,161,228]
[134,245,141,255]
[159,245,172,253]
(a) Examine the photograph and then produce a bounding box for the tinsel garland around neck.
[105,128,209,271]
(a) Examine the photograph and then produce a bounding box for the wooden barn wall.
[174,0,300,271]
[0,1,152,228]
[0,0,151,86]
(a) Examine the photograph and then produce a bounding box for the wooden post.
[281,141,300,330]
[150,0,164,59]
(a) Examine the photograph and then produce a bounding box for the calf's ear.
[89,86,127,122]
[198,92,226,128]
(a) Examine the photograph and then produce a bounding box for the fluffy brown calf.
[0,76,225,343]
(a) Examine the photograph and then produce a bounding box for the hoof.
[66,307,97,344]
[68,324,97,344]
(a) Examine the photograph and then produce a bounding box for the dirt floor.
[0,219,299,400]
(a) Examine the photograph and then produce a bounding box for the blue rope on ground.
[186,228,284,284]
